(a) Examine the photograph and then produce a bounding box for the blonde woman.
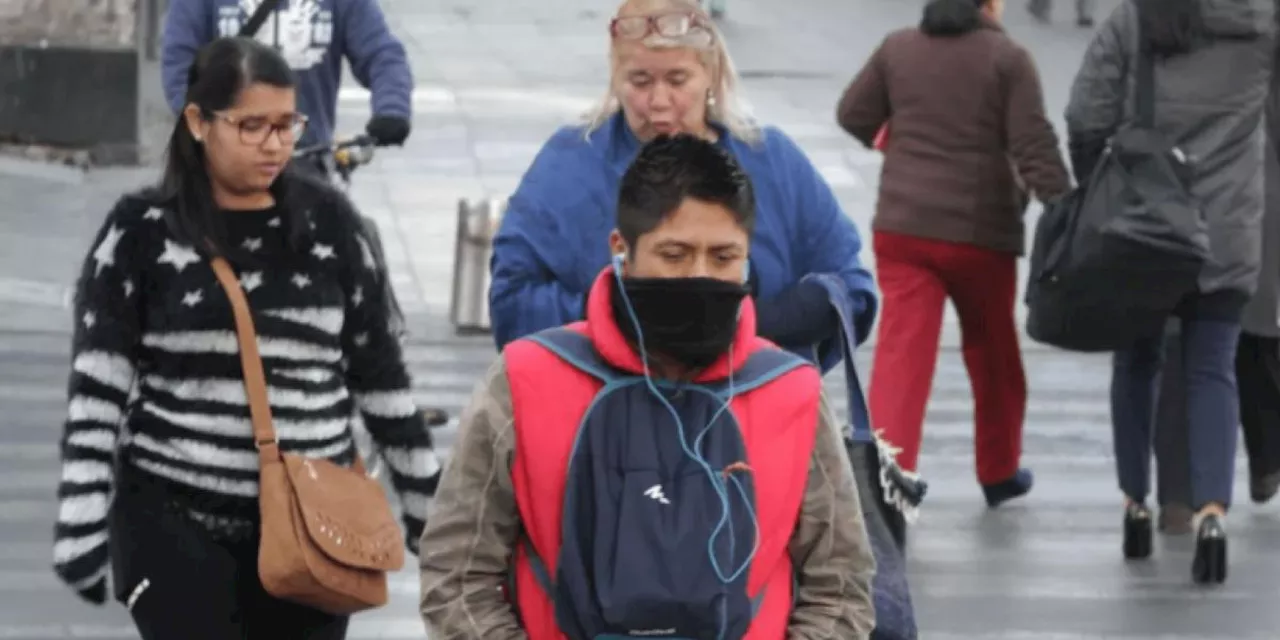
[487,0,877,376]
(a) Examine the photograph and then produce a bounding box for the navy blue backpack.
[519,327,809,640]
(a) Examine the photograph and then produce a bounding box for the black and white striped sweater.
[53,186,441,600]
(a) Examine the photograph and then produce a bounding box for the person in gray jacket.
[1065,0,1274,585]
[1150,90,1280,535]
[1236,91,1280,504]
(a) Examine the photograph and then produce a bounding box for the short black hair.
[919,0,990,36]
[616,133,756,248]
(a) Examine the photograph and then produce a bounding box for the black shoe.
[1077,15,1095,27]
[1123,503,1153,559]
[982,468,1034,508]
[1191,514,1228,585]
[1250,471,1280,504]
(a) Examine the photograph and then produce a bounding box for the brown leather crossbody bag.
[210,256,404,615]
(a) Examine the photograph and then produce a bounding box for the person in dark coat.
[836,0,1070,509]
[1236,83,1280,503]
[1065,0,1274,584]
[1154,94,1280,534]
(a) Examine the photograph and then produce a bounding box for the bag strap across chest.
[524,327,808,397]
[239,0,284,38]
[209,256,369,474]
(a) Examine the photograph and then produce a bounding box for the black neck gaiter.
[610,275,749,371]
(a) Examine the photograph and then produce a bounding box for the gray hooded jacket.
[1065,0,1275,298]
[1243,67,1280,336]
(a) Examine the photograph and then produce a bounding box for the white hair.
[582,0,760,144]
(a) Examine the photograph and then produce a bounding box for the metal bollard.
[450,197,507,335]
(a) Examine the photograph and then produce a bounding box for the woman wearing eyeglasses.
[488,0,878,379]
[50,37,441,638]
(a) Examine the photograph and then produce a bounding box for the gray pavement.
[3,0,1280,637]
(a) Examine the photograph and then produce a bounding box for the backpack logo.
[643,484,671,505]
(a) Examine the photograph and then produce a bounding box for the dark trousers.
[1237,332,1280,478]
[1112,315,1241,509]
[1153,322,1192,508]
[868,231,1026,483]
[109,469,349,639]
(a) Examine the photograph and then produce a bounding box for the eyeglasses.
[609,12,714,45]
[208,110,308,146]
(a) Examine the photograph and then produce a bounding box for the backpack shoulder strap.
[239,0,283,37]
[709,347,811,397]
[512,327,621,600]
[523,326,621,384]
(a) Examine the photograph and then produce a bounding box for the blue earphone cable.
[610,256,760,638]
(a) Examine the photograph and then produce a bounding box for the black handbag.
[1026,27,1209,352]
[822,283,926,640]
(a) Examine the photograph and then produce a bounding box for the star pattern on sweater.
[54,194,441,608]
[240,271,264,292]
[352,285,364,307]
[158,240,201,273]
[268,217,281,228]
[91,225,125,277]
[242,237,263,252]
[311,243,335,261]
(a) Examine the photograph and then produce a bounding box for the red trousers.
[868,231,1027,484]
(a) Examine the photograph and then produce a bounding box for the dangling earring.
[706,91,717,108]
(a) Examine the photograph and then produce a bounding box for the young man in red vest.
[419,134,877,639]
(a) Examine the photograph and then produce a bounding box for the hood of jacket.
[1200,0,1274,39]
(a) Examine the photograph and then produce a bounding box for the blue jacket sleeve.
[771,129,879,363]
[488,177,587,351]
[341,0,413,118]
[160,0,210,115]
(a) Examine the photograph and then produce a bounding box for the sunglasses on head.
[609,11,714,45]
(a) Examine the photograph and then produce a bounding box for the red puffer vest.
[502,268,821,640]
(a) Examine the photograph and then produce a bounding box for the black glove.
[403,515,425,556]
[365,115,411,146]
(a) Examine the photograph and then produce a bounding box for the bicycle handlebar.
[292,134,378,180]
[292,134,377,160]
